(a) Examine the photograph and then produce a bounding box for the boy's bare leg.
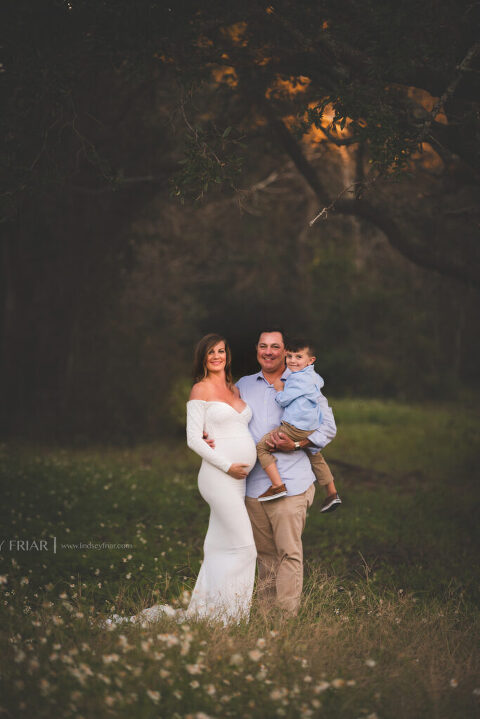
[264,461,284,488]
[324,480,338,497]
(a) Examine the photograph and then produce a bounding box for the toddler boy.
[256,339,341,511]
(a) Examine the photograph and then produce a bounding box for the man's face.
[256,332,286,374]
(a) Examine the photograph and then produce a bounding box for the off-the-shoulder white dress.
[185,399,257,623]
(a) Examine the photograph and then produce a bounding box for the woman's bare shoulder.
[189,381,210,401]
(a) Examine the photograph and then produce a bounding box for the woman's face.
[205,341,227,374]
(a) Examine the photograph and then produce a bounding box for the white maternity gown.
[185,400,257,624]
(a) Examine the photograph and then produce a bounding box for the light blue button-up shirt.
[275,364,323,430]
[236,368,337,498]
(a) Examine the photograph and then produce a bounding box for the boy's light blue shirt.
[275,364,323,431]
[236,368,337,498]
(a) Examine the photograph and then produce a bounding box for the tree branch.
[257,98,480,289]
[258,96,330,205]
[419,42,480,144]
[71,174,171,194]
[318,124,360,146]
[333,197,480,289]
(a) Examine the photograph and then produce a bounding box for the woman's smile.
[206,342,227,372]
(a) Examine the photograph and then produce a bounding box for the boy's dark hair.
[286,338,316,356]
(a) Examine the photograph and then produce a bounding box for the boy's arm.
[274,373,309,407]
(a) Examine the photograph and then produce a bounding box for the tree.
[158,0,480,287]
[1,0,479,437]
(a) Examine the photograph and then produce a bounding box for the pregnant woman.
[105,333,256,628]
[185,333,257,624]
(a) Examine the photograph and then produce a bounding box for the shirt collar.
[255,367,290,383]
[296,364,314,374]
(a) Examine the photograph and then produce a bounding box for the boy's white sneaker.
[320,493,342,512]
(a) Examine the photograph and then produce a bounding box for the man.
[236,329,337,614]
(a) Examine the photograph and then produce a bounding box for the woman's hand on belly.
[227,463,250,479]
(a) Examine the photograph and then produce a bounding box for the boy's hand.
[203,431,215,449]
[273,378,284,392]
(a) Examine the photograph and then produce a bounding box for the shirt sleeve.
[274,373,308,407]
[306,392,337,451]
[186,401,232,473]
[235,377,244,397]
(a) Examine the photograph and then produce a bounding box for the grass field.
[1,399,479,718]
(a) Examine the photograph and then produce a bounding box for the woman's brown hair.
[192,333,234,386]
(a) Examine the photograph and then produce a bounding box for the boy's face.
[286,348,315,372]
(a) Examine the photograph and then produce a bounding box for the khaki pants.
[256,421,335,486]
[245,482,315,614]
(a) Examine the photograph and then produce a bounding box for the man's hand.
[266,430,296,452]
[202,431,215,449]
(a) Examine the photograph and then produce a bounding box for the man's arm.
[269,392,336,453]
[304,394,336,451]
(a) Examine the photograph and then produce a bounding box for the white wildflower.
[181,640,191,656]
[270,688,288,700]
[146,689,160,703]
[102,653,120,664]
[14,649,26,663]
[39,678,51,695]
[157,633,179,647]
[186,664,202,675]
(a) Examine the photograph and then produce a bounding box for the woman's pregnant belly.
[197,432,257,509]
[215,433,257,473]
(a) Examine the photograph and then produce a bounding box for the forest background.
[1,0,479,441]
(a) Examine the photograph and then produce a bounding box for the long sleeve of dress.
[186,400,232,473]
